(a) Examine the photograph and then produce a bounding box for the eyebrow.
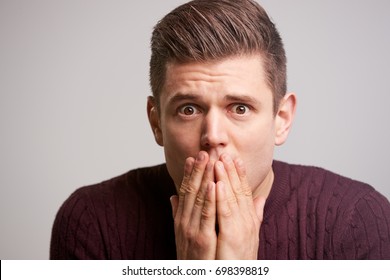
[166,92,261,106]
[223,94,260,105]
[166,93,200,105]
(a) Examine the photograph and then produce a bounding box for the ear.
[274,92,297,146]
[147,96,164,146]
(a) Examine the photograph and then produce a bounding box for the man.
[50,0,390,259]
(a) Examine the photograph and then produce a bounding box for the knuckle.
[179,182,198,195]
[184,228,193,239]
[175,218,186,229]
[194,194,204,208]
[193,235,210,249]
[233,185,252,196]
[201,206,213,220]
[242,186,252,196]
[192,162,204,175]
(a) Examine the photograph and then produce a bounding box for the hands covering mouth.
[170,151,266,260]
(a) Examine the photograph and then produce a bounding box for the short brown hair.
[150,0,286,114]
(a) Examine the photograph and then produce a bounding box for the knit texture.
[50,161,390,259]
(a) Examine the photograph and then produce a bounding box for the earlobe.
[275,92,297,146]
[147,96,164,146]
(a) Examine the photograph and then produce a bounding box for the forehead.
[161,55,271,100]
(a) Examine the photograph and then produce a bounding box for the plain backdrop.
[1,0,389,259]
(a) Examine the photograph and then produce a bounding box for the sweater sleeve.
[336,189,390,259]
[50,188,107,259]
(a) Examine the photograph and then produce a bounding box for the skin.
[147,54,296,259]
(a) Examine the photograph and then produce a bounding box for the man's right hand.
[170,151,217,259]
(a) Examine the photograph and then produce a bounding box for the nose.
[200,109,229,150]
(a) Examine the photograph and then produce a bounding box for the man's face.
[153,55,280,193]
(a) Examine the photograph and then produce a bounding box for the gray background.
[0,0,389,259]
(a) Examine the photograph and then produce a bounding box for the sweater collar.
[263,160,292,221]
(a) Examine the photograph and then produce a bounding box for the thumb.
[253,196,266,224]
[170,195,179,219]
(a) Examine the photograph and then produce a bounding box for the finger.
[234,158,252,196]
[179,157,195,197]
[196,161,215,205]
[216,157,254,225]
[233,157,256,211]
[199,181,216,232]
[214,160,237,208]
[253,196,266,228]
[180,152,208,195]
[216,181,234,229]
[233,157,252,196]
[180,151,209,221]
[190,161,214,225]
[220,154,253,212]
[176,157,195,221]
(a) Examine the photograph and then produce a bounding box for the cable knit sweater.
[50,161,390,259]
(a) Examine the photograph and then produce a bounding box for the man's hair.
[150,0,286,114]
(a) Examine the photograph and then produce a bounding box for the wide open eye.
[231,104,250,115]
[178,104,199,116]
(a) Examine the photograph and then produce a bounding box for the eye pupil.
[236,105,246,114]
[183,106,194,115]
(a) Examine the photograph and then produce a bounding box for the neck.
[252,167,274,200]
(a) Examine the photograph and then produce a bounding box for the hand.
[170,151,217,259]
[214,154,265,259]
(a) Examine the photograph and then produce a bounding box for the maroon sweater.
[50,161,390,259]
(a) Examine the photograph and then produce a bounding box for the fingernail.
[235,158,243,167]
[184,158,195,175]
[221,153,231,163]
[197,152,205,162]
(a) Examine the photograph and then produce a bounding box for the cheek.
[237,131,274,168]
[162,122,202,187]
[234,119,275,154]
[164,123,201,156]
[235,121,275,187]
